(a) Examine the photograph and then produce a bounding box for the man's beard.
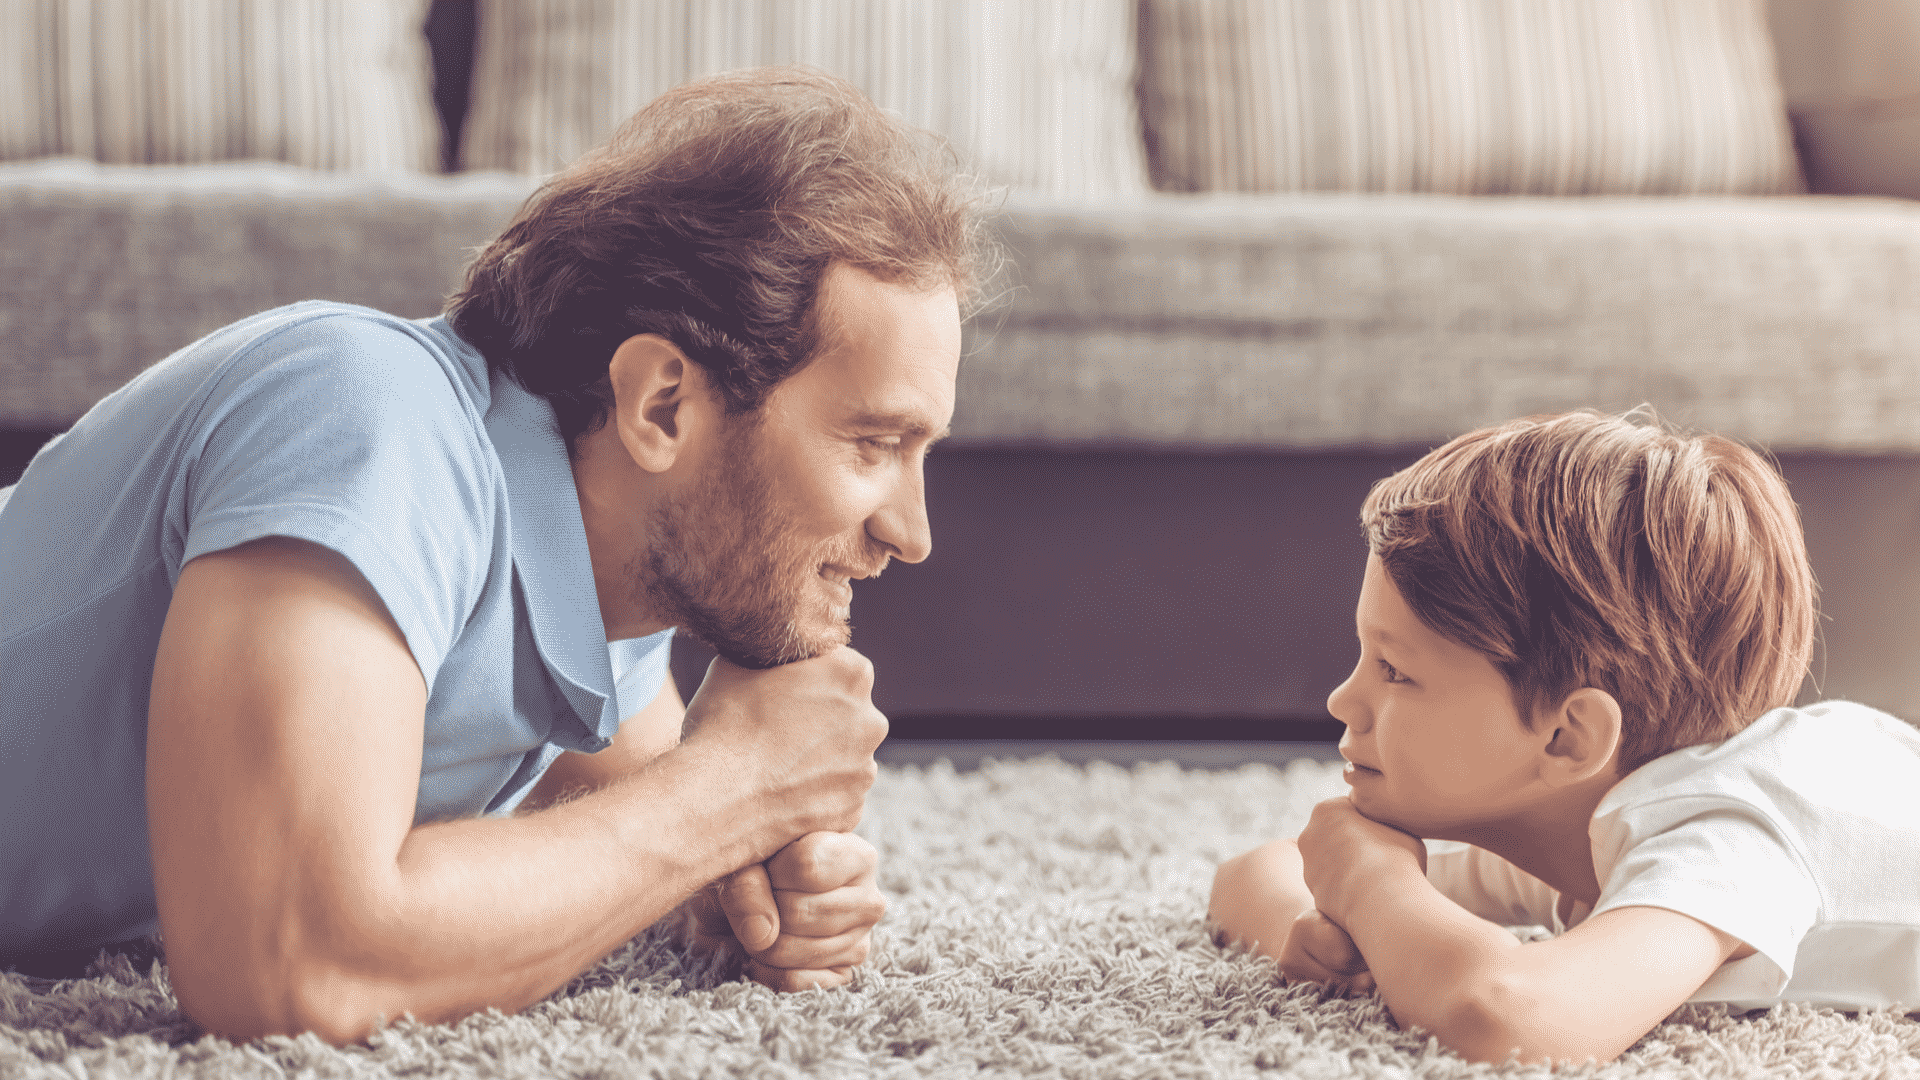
[630,420,890,668]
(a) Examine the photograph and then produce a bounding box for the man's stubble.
[631,418,888,669]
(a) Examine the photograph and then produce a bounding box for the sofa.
[5,0,1920,739]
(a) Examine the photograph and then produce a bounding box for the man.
[0,68,990,1042]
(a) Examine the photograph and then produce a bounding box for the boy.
[1209,409,1920,1065]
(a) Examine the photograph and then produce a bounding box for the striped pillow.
[0,0,440,172]
[1139,0,1803,195]
[460,0,1149,196]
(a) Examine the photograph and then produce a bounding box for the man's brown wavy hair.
[446,66,997,450]
[1360,409,1817,777]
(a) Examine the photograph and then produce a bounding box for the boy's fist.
[1297,796,1427,926]
[1278,908,1374,996]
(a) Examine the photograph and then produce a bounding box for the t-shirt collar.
[480,368,622,744]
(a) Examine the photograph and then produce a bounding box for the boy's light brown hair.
[1360,409,1817,776]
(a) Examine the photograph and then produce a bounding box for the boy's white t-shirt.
[1425,701,1920,1010]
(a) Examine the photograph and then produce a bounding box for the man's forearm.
[273,741,780,1042]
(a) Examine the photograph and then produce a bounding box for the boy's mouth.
[1343,759,1382,778]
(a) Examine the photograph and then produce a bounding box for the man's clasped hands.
[685,830,886,991]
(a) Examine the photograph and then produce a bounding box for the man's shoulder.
[182,301,490,417]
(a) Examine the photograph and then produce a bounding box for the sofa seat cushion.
[8,158,1920,455]
[0,158,535,427]
[960,191,1920,452]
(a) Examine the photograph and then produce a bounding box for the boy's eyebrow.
[1361,623,1406,650]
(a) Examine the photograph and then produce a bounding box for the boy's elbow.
[1430,973,1613,1066]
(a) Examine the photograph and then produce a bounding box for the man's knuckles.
[774,887,886,935]
[768,832,876,890]
[826,646,875,690]
[756,929,871,971]
[747,961,853,993]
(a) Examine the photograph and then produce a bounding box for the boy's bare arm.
[1299,797,1746,1065]
[1209,840,1375,992]
[1209,840,1314,958]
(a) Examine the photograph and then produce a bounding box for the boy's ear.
[1537,687,1623,788]
[607,333,703,474]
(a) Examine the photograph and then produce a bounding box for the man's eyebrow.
[847,411,950,441]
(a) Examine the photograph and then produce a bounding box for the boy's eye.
[1379,659,1410,684]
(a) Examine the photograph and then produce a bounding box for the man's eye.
[1379,659,1409,684]
[861,437,903,452]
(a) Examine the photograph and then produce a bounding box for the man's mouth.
[821,560,887,584]
[817,566,865,606]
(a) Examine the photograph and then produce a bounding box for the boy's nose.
[1326,671,1369,732]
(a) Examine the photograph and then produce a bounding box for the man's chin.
[696,612,851,670]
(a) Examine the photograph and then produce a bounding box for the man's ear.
[607,333,701,474]
[1537,687,1623,788]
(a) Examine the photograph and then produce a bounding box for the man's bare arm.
[148,537,883,1044]
[514,674,887,995]
[519,672,687,813]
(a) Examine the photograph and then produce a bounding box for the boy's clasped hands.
[1211,796,1425,998]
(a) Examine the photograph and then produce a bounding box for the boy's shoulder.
[1591,701,1920,880]
[1600,700,1919,821]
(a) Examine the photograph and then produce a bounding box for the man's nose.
[867,465,932,565]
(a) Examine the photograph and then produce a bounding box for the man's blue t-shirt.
[0,301,673,957]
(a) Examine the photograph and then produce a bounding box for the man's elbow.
[165,894,414,1047]
[171,950,393,1046]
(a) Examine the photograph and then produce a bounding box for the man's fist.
[681,648,888,854]
[1277,908,1374,996]
[685,832,885,992]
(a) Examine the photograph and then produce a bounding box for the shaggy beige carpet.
[4,756,1918,1078]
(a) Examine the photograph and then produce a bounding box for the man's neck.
[569,428,674,642]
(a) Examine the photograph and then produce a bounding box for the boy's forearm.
[1336,860,1526,1057]
[1210,839,1316,960]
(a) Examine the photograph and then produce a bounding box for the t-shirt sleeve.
[1588,797,1821,993]
[174,312,497,693]
[608,628,677,722]
[1425,840,1561,927]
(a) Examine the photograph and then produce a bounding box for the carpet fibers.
[5,757,1918,1078]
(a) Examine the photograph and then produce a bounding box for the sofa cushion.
[11,161,1920,455]
[0,158,533,426]
[0,0,441,172]
[959,191,1920,452]
[1139,0,1803,196]
[458,0,1149,196]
